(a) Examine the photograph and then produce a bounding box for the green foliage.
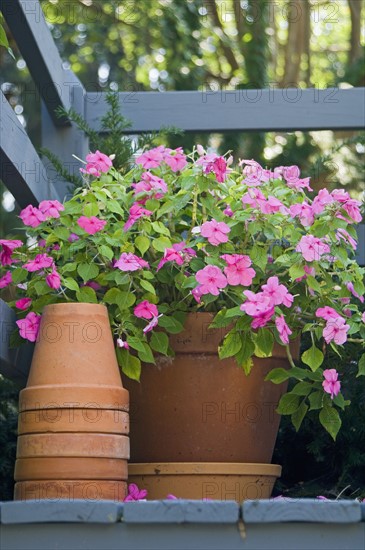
[0,376,18,500]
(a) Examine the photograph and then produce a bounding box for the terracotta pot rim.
[42,302,107,312]
[128,463,282,476]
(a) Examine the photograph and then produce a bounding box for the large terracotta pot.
[124,312,299,465]
[14,303,129,502]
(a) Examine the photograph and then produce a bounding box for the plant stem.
[285,345,297,369]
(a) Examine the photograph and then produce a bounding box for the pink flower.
[223,205,233,217]
[83,281,102,291]
[275,315,292,345]
[15,298,32,310]
[134,300,158,320]
[0,271,12,288]
[201,219,230,246]
[323,317,350,345]
[45,270,61,289]
[260,195,285,215]
[133,172,168,199]
[311,189,333,215]
[241,160,265,186]
[39,200,64,219]
[124,483,147,502]
[23,253,54,272]
[163,147,187,172]
[157,243,195,271]
[195,265,228,296]
[316,307,340,321]
[283,165,300,183]
[361,312,365,324]
[289,203,314,227]
[240,291,272,317]
[221,254,256,286]
[295,265,315,283]
[117,338,130,350]
[0,239,23,266]
[19,205,45,228]
[115,253,149,272]
[287,177,313,192]
[208,157,229,183]
[339,199,362,224]
[123,203,152,232]
[77,216,107,235]
[16,312,41,342]
[68,233,80,243]
[192,285,204,303]
[261,276,294,308]
[296,235,330,262]
[80,150,113,177]
[241,188,266,209]
[346,282,364,303]
[251,307,275,329]
[336,229,357,251]
[143,315,161,334]
[322,369,341,400]
[136,146,165,169]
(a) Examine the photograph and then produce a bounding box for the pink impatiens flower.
[123,483,147,502]
[143,315,162,334]
[15,298,32,310]
[192,285,204,303]
[0,271,12,288]
[132,172,168,200]
[323,317,350,345]
[77,216,107,235]
[195,265,228,296]
[19,205,45,228]
[221,254,256,286]
[361,312,365,324]
[289,202,314,227]
[115,253,149,272]
[336,229,357,251]
[134,300,158,320]
[23,253,54,272]
[45,269,61,289]
[296,235,330,262]
[157,242,196,271]
[163,147,187,172]
[346,282,364,303]
[261,276,294,308]
[117,337,130,350]
[80,150,113,177]
[275,315,292,345]
[0,239,23,266]
[201,219,230,246]
[16,311,41,342]
[39,200,64,219]
[123,203,152,232]
[322,369,341,400]
[316,306,340,321]
[136,145,165,169]
[240,290,272,317]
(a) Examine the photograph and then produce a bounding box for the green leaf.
[151,221,171,236]
[138,342,156,364]
[210,309,230,328]
[332,392,347,410]
[0,24,9,49]
[34,280,51,296]
[11,268,28,284]
[61,263,77,273]
[309,390,324,410]
[291,381,313,396]
[77,263,99,282]
[254,328,274,357]
[127,336,146,353]
[306,275,321,293]
[319,405,341,440]
[218,331,242,359]
[289,264,305,281]
[301,345,324,371]
[76,286,97,303]
[84,202,100,217]
[116,291,136,310]
[98,245,114,260]
[240,358,254,376]
[53,226,70,241]
[140,279,156,295]
[291,401,308,431]
[265,368,290,384]
[357,354,365,377]
[150,332,169,355]
[251,244,268,271]
[277,393,300,415]
[158,315,184,334]
[107,200,125,216]
[63,277,80,292]
[117,348,141,381]
[152,236,172,253]
[234,333,255,373]
[135,236,150,255]
[104,288,121,305]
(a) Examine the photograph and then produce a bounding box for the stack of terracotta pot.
[14,304,129,502]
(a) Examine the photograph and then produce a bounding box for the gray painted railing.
[0,0,364,382]
[0,499,364,550]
